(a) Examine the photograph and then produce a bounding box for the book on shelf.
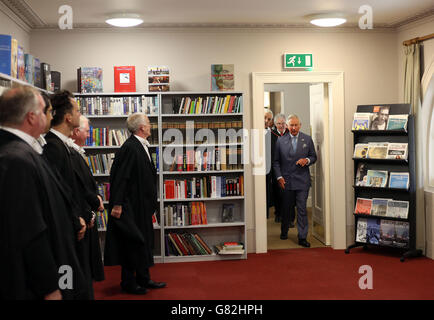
[352,112,371,130]
[211,64,234,91]
[386,143,408,160]
[356,218,368,243]
[77,67,103,93]
[164,202,208,227]
[366,218,381,244]
[85,153,115,175]
[379,220,395,246]
[386,114,408,130]
[175,95,242,114]
[96,182,110,201]
[355,163,368,186]
[222,203,235,222]
[148,65,170,92]
[385,200,409,219]
[51,71,61,91]
[371,198,390,216]
[114,66,136,92]
[24,53,34,85]
[0,34,12,76]
[367,142,388,159]
[17,46,25,81]
[41,63,52,91]
[33,58,42,89]
[97,209,108,231]
[366,170,388,188]
[10,38,17,79]
[152,212,160,228]
[370,106,390,130]
[393,221,410,248]
[215,242,244,255]
[166,232,212,256]
[354,198,372,215]
[353,143,369,159]
[388,172,409,189]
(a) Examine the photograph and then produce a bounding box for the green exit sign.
[283,53,313,69]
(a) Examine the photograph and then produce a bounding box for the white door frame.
[252,71,346,252]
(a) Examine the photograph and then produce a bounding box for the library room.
[0,0,434,309]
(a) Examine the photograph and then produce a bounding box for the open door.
[309,83,329,245]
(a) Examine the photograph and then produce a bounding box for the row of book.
[163,176,244,200]
[355,165,409,189]
[176,95,242,114]
[0,34,59,91]
[164,202,208,227]
[352,106,408,130]
[162,120,243,130]
[165,232,213,256]
[353,142,408,160]
[85,127,131,147]
[356,218,409,248]
[214,241,245,255]
[96,183,110,201]
[77,96,159,116]
[85,153,115,175]
[164,147,243,172]
[354,197,409,219]
[96,209,108,232]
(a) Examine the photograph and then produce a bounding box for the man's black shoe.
[280,234,288,240]
[298,239,311,248]
[144,280,167,289]
[121,284,147,295]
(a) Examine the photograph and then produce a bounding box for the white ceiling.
[2,0,434,29]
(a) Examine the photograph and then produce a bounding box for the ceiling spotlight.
[308,13,347,27]
[105,14,143,27]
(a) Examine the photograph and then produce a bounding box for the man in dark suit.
[273,114,317,247]
[104,113,166,295]
[270,114,288,223]
[0,87,87,299]
[69,115,105,297]
[264,109,274,218]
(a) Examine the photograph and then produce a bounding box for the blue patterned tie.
[291,136,297,154]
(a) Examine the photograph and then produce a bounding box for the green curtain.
[403,43,421,114]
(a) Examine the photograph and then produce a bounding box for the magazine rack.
[345,103,422,261]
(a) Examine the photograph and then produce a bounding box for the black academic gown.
[0,130,87,300]
[70,147,105,282]
[104,135,158,270]
[270,128,288,217]
[43,130,93,299]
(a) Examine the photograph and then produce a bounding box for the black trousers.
[121,265,150,288]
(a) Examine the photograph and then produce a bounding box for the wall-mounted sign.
[283,53,313,69]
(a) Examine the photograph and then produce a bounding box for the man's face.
[378,110,388,123]
[68,98,81,128]
[264,112,272,129]
[75,120,90,147]
[34,94,47,137]
[43,104,53,134]
[288,117,301,136]
[142,117,151,138]
[275,117,286,133]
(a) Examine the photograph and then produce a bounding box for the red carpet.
[94,247,434,300]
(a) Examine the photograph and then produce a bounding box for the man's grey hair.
[127,113,148,134]
[78,115,89,129]
[287,114,301,124]
[274,113,286,123]
[0,86,40,126]
[264,108,273,117]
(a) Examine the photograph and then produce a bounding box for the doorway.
[265,82,328,250]
[252,72,347,253]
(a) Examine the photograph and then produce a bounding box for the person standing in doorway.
[273,114,317,247]
[264,109,274,219]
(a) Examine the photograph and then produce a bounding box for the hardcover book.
[0,34,12,76]
[24,53,34,85]
[77,67,103,93]
[51,71,61,91]
[114,66,136,92]
[352,112,371,130]
[354,198,372,215]
[211,64,234,91]
[148,65,169,92]
[33,58,42,88]
[386,114,408,130]
[41,63,51,91]
[10,38,17,78]
[388,172,410,189]
[17,46,25,81]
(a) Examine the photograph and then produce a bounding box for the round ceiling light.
[105,14,143,27]
[308,13,347,27]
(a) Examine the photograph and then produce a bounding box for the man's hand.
[44,289,62,300]
[296,158,309,167]
[77,217,86,241]
[278,177,285,190]
[97,195,104,212]
[111,205,122,219]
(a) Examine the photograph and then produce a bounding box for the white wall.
[0,9,30,53]
[30,27,400,251]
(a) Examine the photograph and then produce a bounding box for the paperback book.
[354,198,372,215]
[386,114,408,130]
[77,67,103,93]
[370,106,390,130]
[352,112,371,130]
[386,143,408,160]
[388,172,410,189]
[114,66,136,92]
